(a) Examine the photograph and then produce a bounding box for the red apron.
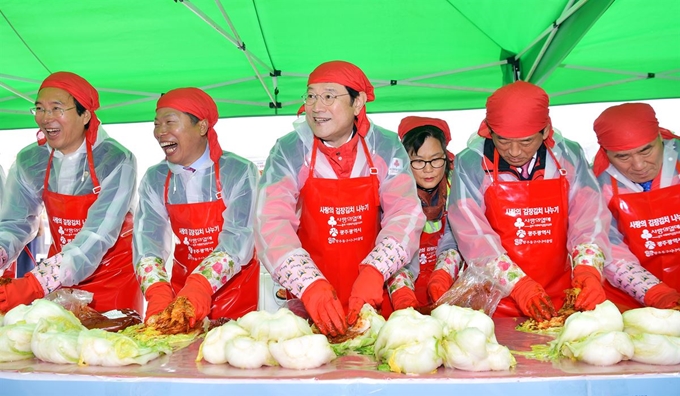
[297,137,388,315]
[603,162,680,310]
[414,216,446,306]
[484,148,571,317]
[43,144,142,313]
[165,164,259,320]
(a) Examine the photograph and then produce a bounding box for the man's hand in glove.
[427,269,454,304]
[144,282,176,323]
[0,273,45,312]
[644,282,680,309]
[300,279,347,336]
[176,274,214,327]
[347,265,385,325]
[510,276,556,321]
[572,265,606,310]
[391,287,418,311]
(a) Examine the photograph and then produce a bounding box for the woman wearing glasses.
[0,72,141,313]
[386,117,464,312]
[255,61,425,336]
[133,87,259,326]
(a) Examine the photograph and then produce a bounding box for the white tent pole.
[100,96,159,110]
[213,98,272,107]
[0,91,37,103]
[400,61,508,82]
[0,109,32,115]
[525,0,577,81]
[550,76,646,97]
[212,0,278,106]
[395,81,496,93]
[181,0,278,106]
[180,1,271,72]
[0,80,33,103]
[515,0,587,60]
[199,76,258,90]
[562,65,680,81]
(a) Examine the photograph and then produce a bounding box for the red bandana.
[477,81,554,148]
[298,61,375,137]
[38,72,100,147]
[592,102,678,176]
[157,88,223,165]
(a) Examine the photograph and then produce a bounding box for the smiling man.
[592,103,680,310]
[0,72,141,313]
[133,87,260,325]
[255,61,425,336]
[439,81,612,321]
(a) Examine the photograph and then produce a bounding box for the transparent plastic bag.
[45,288,141,331]
[436,266,506,317]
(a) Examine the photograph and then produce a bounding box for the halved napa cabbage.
[441,327,515,371]
[31,317,86,364]
[629,333,680,365]
[78,328,171,366]
[236,308,312,342]
[374,308,443,374]
[269,334,336,369]
[559,331,634,366]
[622,307,680,337]
[0,323,35,362]
[431,304,497,342]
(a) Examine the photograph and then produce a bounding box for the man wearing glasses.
[255,61,424,336]
[0,72,141,314]
[438,81,611,322]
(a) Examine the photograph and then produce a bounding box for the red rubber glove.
[572,265,607,310]
[391,287,418,311]
[300,279,347,336]
[510,276,556,321]
[427,269,454,303]
[177,274,214,327]
[644,282,680,309]
[144,282,176,322]
[0,272,45,312]
[347,265,385,325]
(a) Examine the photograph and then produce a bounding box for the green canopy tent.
[1,0,678,130]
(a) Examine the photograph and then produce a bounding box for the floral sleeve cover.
[570,243,606,274]
[274,252,325,298]
[136,256,170,294]
[362,237,408,280]
[386,267,415,296]
[433,249,464,279]
[190,251,239,293]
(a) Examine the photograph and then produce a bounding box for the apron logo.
[388,158,402,175]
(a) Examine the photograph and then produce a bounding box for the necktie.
[639,180,652,192]
[518,163,530,179]
[183,166,196,173]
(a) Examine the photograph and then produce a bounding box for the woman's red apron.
[297,137,390,316]
[603,162,680,310]
[165,164,259,320]
[484,148,571,317]
[43,144,142,313]
[414,215,446,306]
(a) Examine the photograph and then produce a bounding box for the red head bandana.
[398,116,454,162]
[592,103,678,176]
[297,60,375,137]
[477,81,554,148]
[38,72,100,147]
[156,88,222,165]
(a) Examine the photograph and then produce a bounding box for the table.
[0,318,678,396]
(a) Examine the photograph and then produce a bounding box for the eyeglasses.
[410,158,447,170]
[302,93,350,106]
[30,106,76,117]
